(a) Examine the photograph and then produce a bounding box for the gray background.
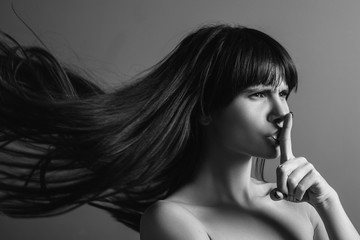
[1,0,360,239]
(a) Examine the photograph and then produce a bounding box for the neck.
[167,130,270,208]
[192,146,258,206]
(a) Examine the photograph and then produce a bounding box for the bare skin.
[140,83,359,240]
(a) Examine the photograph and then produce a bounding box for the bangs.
[198,25,298,115]
[237,54,297,91]
[230,28,298,95]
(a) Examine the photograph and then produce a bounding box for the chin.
[257,147,280,159]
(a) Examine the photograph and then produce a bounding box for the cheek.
[212,107,258,150]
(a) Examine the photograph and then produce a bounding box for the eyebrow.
[243,85,289,93]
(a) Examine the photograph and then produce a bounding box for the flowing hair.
[0,24,297,231]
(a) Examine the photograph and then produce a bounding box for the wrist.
[313,188,339,210]
[312,188,360,240]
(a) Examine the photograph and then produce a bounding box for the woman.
[0,24,358,239]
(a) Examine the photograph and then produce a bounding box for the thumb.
[270,188,287,201]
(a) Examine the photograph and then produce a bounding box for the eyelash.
[251,90,289,98]
[252,92,266,98]
[280,90,289,98]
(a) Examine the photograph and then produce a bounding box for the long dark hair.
[0,24,297,231]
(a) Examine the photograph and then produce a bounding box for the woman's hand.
[273,113,337,207]
[272,113,360,239]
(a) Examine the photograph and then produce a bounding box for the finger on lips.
[279,112,294,164]
[273,112,321,203]
[274,112,295,200]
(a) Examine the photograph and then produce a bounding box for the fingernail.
[290,111,294,117]
[274,191,283,199]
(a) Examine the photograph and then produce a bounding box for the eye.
[279,90,289,98]
[250,91,266,98]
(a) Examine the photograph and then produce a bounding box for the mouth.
[268,131,281,145]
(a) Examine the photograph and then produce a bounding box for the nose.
[267,97,289,128]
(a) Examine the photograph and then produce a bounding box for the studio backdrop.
[1,0,360,239]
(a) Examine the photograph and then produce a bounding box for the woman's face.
[209,81,290,159]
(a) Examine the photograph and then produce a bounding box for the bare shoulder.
[285,198,322,229]
[300,203,329,240]
[267,182,327,238]
[292,201,329,240]
[273,191,329,240]
[140,200,210,240]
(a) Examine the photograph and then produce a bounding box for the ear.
[199,115,212,126]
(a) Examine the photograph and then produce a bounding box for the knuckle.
[310,168,320,177]
[306,162,314,169]
[276,165,284,174]
[297,183,306,192]
[299,156,308,163]
[278,168,289,177]
[288,157,296,162]
[288,178,297,187]
[313,169,321,177]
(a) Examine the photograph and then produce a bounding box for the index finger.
[280,112,294,164]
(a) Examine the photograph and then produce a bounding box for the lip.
[268,135,280,145]
[267,130,281,145]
